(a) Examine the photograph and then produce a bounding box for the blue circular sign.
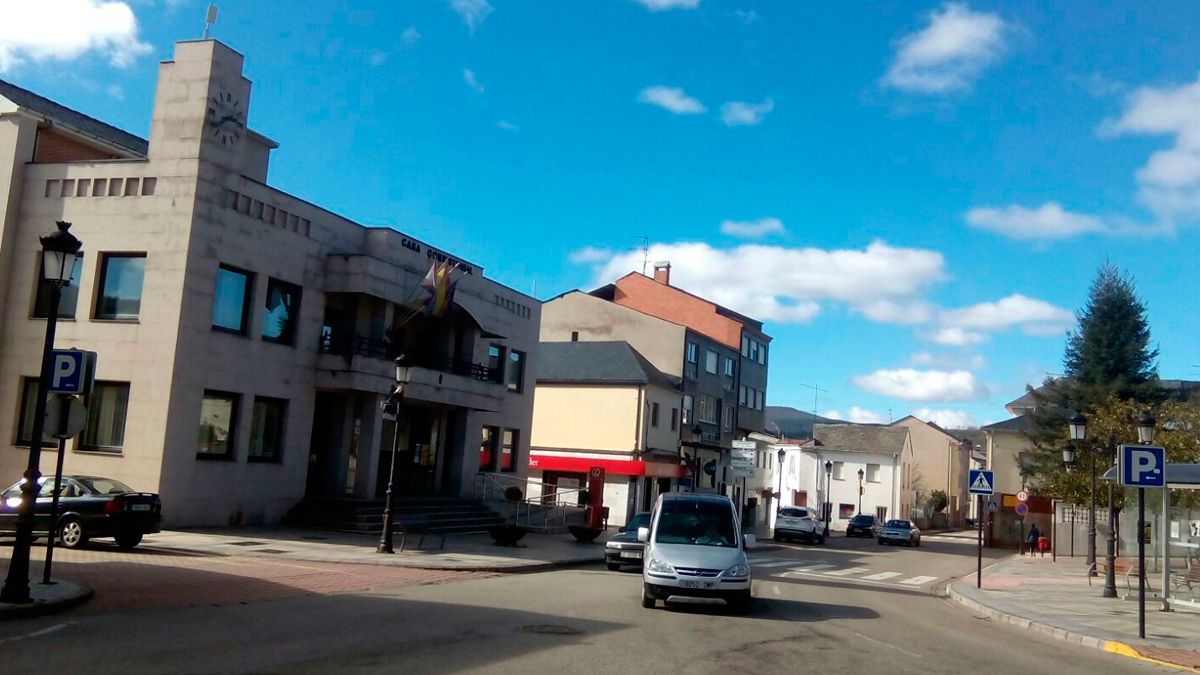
[1015,502,1029,516]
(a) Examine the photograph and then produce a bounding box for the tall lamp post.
[1069,412,1096,577]
[1136,411,1156,638]
[824,460,833,537]
[775,447,786,530]
[0,222,82,604]
[857,468,864,515]
[377,355,412,554]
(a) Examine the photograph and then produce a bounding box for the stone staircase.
[284,496,507,535]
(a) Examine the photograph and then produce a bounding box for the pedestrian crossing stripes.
[750,556,941,590]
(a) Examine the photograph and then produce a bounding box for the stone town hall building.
[0,40,538,526]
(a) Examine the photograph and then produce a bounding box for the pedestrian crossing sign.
[968,469,994,495]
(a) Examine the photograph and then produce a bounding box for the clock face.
[207,91,245,146]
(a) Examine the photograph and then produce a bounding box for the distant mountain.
[765,406,846,440]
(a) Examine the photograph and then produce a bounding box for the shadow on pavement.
[658,596,880,622]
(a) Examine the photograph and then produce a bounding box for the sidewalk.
[138,526,616,572]
[949,553,1200,669]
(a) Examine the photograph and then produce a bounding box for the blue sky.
[5,0,1200,428]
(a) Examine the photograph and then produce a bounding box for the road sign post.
[1119,444,1165,640]
[968,470,994,588]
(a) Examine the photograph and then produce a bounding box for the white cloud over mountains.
[853,368,986,402]
[0,0,152,72]
[884,3,1011,94]
[638,86,706,115]
[913,408,977,428]
[823,407,887,424]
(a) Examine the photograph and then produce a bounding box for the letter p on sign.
[46,350,96,395]
[1121,445,1166,487]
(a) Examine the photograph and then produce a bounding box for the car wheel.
[816,534,825,545]
[115,532,143,550]
[58,518,86,549]
[773,533,781,542]
[728,590,753,614]
[877,538,885,545]
[607,562,621,571]
[641,584,656,609]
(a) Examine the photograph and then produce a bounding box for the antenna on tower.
[639,235,650,275]
[203,4,218,39]
[797,383,829,419]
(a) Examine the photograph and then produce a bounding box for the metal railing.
[317,331,501,383]
[473,472,587,533]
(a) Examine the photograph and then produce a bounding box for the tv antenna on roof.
[638,234,650,275]
[203,4,218,39]
[797,383,829,419]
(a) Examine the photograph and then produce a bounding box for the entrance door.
[306,392,339,497]
[399,406,438,497]
[794,491,808,507]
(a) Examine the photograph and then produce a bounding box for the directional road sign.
[1119,444,1166,487]
[968,469,994,495]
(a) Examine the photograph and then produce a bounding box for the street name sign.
[968,469,994,495]
[1119,445,1166,487]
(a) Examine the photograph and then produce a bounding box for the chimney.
[653,261,671,285]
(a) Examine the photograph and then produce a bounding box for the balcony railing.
[318,331,501,383]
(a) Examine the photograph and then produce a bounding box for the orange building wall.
[33,129,119,163]
[610,273,746,350]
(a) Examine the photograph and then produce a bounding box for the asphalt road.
[0,532,1166,674]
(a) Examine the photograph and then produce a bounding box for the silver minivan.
[638,493,755,611]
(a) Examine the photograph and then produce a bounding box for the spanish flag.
[421,261,460,318]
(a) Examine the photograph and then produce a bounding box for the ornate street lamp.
[857,467,865,515]
[1068,411,1098,578]
[377,355,412,554]
[1137,411,1157,445]
[1,222,82,604]
[824,460,833,537]
[776,447,786,503]
[1062,442,1076,472]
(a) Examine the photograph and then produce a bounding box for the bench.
[393,515,445,552]
[1171,565,1200,600]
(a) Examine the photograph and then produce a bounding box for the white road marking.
[0,622,71,645]
[825,567,870,577]
[772,583,782,596]
[754,560,800,568]
[790,564,835,572]
[899,575,939,586]
[861,571,904,581]
[846,629,924,659]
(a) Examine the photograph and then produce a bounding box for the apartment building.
[0,40,538,526]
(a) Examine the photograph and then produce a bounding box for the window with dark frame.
[686,342,698,363]
[33,253,83,319]
[500,428,519,472]
[248,397,286,461]
[670,407,678,431]
[723,356,734,378]
[479,426,499,471]
[198,390,239,459]
[94,253,146,320]
[651,402,660,427]
[681,395,693,425]
[705,350,718,374]
[212,264,253,334]
[488,344,504,382]
[507,350,525,392]
[79,382,130,452]
[14,377,39,446]
[262,278,301,345]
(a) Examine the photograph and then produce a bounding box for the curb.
[0,581,94,621]
[947,581,1192,671]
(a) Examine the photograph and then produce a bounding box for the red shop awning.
[529,454,684,478]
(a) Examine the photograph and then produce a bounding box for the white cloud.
[884,3,1010,94]
[401,26,422,48]
[638,86,706,115]
[822,407,887,424]
[463,68,484,93]
[924,327,986,347]
[939,293,1073,335]
[913,408,977,428]
[1103,74,1200,226]
[368,51,388,67]
[569,246,613,264]
[966,202,1106,241]
[450,0,492,34]
[720,217,784,239]
[855,299,934,325]
[574,239,945,324]
[853,368,985,403]
[734,10,758,24]
[632,0,700,11]
[0,0,152,72]
[720,98,774,126]
[497,120,518,132]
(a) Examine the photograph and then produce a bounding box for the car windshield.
[77,477,134,495]
[779,508,808,518]
[625,513,651,531]
[884,520,911,529]
[851,515,874,524]
[655,500,737,548]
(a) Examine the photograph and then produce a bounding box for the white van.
[638,492,755,611]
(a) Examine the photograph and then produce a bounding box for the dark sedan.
[0,475,162,550]
[605,512,651,570]
[846,514,879,538]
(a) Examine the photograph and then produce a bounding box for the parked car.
[639,493,755,612]
[0,475,162,550]
[773,506,824,544]
[877,518,921,547]
[846,513,880,538]
[605,512,651,570]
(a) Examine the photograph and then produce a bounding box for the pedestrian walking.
[1026,523,1040,556]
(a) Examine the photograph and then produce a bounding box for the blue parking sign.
[1120,445,1165,487]
[47,350,96,395]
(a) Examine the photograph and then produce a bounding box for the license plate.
[679,580,714,589]
[129,504,151,511]
[620,551,642,559]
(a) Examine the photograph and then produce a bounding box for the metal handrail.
[473,472,587,532]
[317,333,501,382]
